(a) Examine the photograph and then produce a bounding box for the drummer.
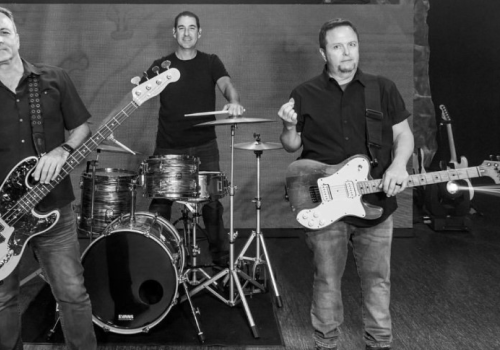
[141,10,245,267]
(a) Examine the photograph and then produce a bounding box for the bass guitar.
[0,66,180,280]
[285,154,500,230]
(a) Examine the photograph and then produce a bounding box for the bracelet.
[60,143,75,154]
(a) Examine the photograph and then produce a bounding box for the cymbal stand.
[235,146,283,308]
[85,154,100,242]
[174,200,216,286]
[180,124,260,338]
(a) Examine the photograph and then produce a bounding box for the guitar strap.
[28,74,47,156]
[364,74,383,167]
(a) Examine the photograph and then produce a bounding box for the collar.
[21,58,42,78]
[321,65,367,88]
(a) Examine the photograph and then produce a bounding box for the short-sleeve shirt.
[0,59,91,211]
[143,51,229,149]
[291,67,411,227]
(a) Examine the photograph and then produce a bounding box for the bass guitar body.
[0,157,59,280]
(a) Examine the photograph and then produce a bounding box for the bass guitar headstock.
[131,62,180,106]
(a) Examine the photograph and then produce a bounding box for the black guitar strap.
[28,74,46,156]
[364,74,383,167]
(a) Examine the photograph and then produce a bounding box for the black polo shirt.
[0,59,91,211]
[292,68,410,227]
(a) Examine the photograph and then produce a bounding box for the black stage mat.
[22,284,283,347]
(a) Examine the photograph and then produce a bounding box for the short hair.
[174,11,200,30]
[0,6,17,33]
[319,18,359,50]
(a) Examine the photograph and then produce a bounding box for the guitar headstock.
[131,68,180,106]
[479,159,500,184]
[439,104,451,123]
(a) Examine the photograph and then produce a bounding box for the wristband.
[60,143,75,154]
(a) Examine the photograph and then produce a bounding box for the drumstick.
[184,110,230,117]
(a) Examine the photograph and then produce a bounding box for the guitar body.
[286,155,383,230]
[0,157,59,280]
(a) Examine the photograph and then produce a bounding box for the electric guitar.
[285,154,500,230]
[439,104,474,199]
[0,66,180,280]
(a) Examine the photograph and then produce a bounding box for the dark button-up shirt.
[0,59,91,211]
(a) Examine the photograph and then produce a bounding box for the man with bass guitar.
[278,19,413,350]
[0,7,96,349]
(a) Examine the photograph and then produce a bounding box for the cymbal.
[195,116,273,126]
[234,141,283,151]
[97,144,140,154]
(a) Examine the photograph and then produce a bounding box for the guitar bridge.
[309,186,321,203]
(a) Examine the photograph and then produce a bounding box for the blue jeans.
[149,139,229,260]
[305,216,393,349]
[0,204,96,350]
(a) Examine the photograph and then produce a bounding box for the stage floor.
[18,192,500,350]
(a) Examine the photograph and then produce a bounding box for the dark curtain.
[428,0,500,169]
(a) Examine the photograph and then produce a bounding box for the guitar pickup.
[319,183,333,202]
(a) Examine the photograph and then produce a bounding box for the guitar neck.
[22,101,139,208]
[358,166,482,195]
[446,123,458,163]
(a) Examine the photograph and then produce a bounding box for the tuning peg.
[152,66,160,75]
[142,71,150,81]
[130,76,141,86]
[161,60,171,69]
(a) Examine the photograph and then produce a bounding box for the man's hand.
[223,102,245,116]
[278,98,298,129]
[32,147,70,184]
[379,161,409,197]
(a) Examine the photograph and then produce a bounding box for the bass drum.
[81,212,184,334]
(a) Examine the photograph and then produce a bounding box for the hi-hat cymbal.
[97,144,140,154]
[195,116,273,126]
[234,141,283,151]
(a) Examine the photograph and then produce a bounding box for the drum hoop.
[82,168,138,179]
[147,154,199,161]
[199,171,225,176]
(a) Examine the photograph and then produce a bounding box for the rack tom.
[78,168,137,235]
[142,155,199,199]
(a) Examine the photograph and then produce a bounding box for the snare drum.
[142,155,199,199]
[78,168,137,235]
[81,212,184,334]
[196,171,228,201]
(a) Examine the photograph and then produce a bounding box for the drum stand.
[234,148,283,308]
[180,124,260,339]
[174,200,217,286]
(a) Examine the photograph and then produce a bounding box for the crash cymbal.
[234,141,283,151]
[97,143,140,154]
[195,116,273,126]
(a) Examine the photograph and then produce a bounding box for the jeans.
[305,216,393,349]
[148,139,229,260]
[0,204,96,350]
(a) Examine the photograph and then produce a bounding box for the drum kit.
[46,113,284,341]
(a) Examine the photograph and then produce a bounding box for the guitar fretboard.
[357,166,482,195]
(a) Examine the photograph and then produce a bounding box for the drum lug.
[141,326,151,333]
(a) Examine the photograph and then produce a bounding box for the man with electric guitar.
[278,19,414,350]
[0,7,97,349]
